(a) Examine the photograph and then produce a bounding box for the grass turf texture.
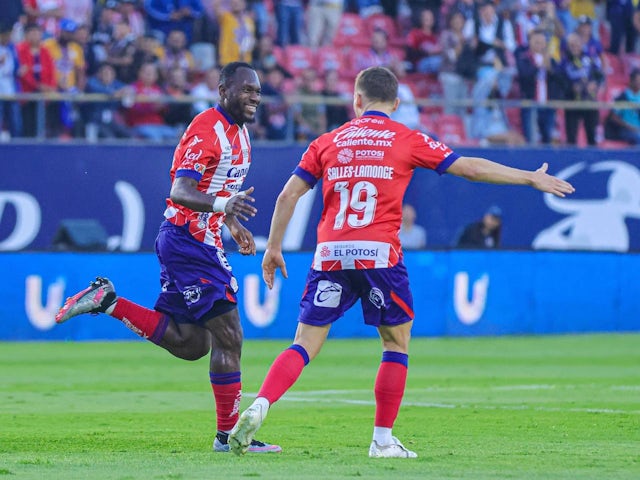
[1,334,639,480]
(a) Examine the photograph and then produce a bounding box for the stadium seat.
[333,13,370,48]
[599,139,629,149]
[604,80,627,102]
[190,43,216,72]
[315,46,344,75]
[604,52,625,78]
[622,53,640,76]
[283,45,315,76]
[340,46,371,79]
[599,21,611,51]
[364,13,404,47]
[435,114,469,146]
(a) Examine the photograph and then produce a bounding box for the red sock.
[374,352,408,428]
[210,372,242,432]
[257,345,309,404]
[110,298,168,344]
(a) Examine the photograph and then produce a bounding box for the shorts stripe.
[391,290,414,319]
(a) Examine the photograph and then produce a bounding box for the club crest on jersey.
[183,285,202,304]
[368,287,385,309]
[337,148,353,164]
[313,280,343,308]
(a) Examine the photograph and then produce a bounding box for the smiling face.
[219,67,261,125]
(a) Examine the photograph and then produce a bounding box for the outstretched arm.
[446,157,575,197]
[262,175,311,289]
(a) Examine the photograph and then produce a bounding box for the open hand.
[262,248,288,290]
[532,163,576,197]
[225,186,257,221]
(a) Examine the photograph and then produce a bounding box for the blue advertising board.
[1,250,637,341]
[1,144,639,252]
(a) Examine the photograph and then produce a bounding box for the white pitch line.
[244,389,640,415]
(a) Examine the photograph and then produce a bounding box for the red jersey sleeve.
[294,139,322,187]
[173,113,220,181]
[409,130,460,175]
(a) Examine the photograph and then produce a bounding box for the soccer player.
[55,62,281,454]
[229,66,575,458]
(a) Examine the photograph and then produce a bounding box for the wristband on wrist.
[212,195,231,213]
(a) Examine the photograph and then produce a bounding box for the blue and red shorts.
[298,261,415,327]
[154,221,238,324]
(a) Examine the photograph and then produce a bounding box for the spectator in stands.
[131,32,163,79]
[93,1,120,44]
[159,29,195,81]
[191,66,221,114]
[516,29,564,144]
[15,23,56,137]
[274,0,304,47]
[144,0,204,44]
[5,0,25,35]
[74,23,103,78]
[0,23,21,139]
[163,66,193,131]
[118,0,146,40]
[23,0,63,39]
[604,69,640,145]
[307,0,344,48]
[84,62,132,139]
[407,8,443,74]
[634,9,640,54]
[390,61,422,130]
[399,204,427,249]
[62,0,93,27]
[248,0,270,39]
[293,67,326,141]
[464,1,517,103]
[251,35,284,73]
[606,0,636,54]
[322,69,351,130]
[256,66,290,140]
[213,0,256,66]
[355,29,402,71]
[355,0,384,18]
[455,205,502,249]
[439,10,469,116]
[560,32,604,146]
[515,0,563,48]
[43,18,87,137]
[575,15,605,67]
[452,0,477,23]
[106,18,138,83]
[124,61,177,141]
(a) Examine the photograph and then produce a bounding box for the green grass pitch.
[1,334,639,479]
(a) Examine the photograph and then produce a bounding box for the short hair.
[219,62,255,87]
[354,67,398,104]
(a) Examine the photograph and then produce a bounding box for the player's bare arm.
[262,175,311,289]
[170,177,258,219]
[446,157,576,198]
[225,214,256,256]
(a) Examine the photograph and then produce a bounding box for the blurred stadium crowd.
[1,0,640,147]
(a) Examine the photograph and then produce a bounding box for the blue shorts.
[298,262,415,327]
[154,222,238,324]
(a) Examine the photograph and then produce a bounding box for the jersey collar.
[215,104,236,125]
[362,110,390,118]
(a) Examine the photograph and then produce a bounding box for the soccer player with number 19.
[230,66,575,457]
